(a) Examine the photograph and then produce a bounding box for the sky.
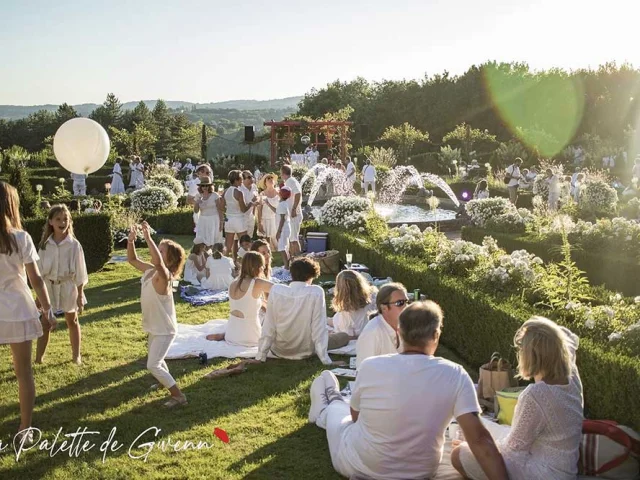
[2,0,640,106]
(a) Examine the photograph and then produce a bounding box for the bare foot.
[206,333,225,341]
[34,358,44,365]
[73,356,82,365]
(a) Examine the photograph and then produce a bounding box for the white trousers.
[73,183,86,196]
[363,181,376,194]
[147,333,177,388]
[318,400,357,478]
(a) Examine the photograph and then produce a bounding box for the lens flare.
[483,64,584,157]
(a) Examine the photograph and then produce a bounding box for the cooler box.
[306,232,328,253]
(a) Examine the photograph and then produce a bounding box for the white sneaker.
[308,374,329,423]
[320,371,344,404]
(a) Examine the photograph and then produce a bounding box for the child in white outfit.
[0,181,57,439]
[202,243,235,290]
[36,204,88,365]
[276,187,292,270]
[127,222,188,408]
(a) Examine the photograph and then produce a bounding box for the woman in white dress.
[110,158,126,194]
[328,270,377,338]
[220,170,253,261]
[193,176,223,247]
[201,243,235,290]
[183,239,208,285]
[276,187,292,270]
[257,173,279,250]
[453,317,584,480]
[205,251,273,346]
[0,182,57,440]
[129,157,145,190]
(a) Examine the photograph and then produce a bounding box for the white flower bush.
[431,239,488,275]
[483,249,543,287]
[317,196,371,228]
[485,212,526,233]
[130,186,178,212]
[465,197,517,227]
[569,217,640,254]
[147,174,185,197]
[579,179,618,215]
[383,224,425,254]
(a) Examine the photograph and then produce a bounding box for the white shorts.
[245,214,255,236]
[278,225,291,252]
[289,214,302,242]
[225,215,246,234]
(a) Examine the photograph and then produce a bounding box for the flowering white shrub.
[147,174,185,197]
[579,179,618,215]
[483,249,543,287]
[130,186,178,212]
[382,224,424,255]
[485,212,526,233]
[569,217,640,254]
[317,196,371,228]
[465,197,517,227]
[430,239,488,275]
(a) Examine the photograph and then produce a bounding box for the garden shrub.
[22,213,113,273]
[465,197,516,227]
[145,208,195,235]
[147,173,185,197]
[130,186,178,212]
[579,179,618,216]
[322,225,640,430]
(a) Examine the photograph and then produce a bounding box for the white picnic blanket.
[166,321,357,360]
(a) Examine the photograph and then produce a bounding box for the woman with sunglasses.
[192,176,223,247]
[355,283,409,369]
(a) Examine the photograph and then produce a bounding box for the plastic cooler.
[306,232,328,253]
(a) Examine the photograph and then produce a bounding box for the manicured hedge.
[145,208,195,235]
[23,213,113,273]
[439,181,533,209]
[322,226,640,430]
[28,176,113,195]
[461,227,640,296]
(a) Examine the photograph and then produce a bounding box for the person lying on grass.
[127,222,188,408]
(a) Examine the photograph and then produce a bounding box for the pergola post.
[270,126,277,167]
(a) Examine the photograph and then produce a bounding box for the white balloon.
[53,118,110,175]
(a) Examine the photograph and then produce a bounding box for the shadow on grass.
[0,356,329,479]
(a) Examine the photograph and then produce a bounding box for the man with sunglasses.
[355,283,408,369]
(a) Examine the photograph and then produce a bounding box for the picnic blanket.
[180,286,229,306]
[271,266,292,284]
[166,320,357,360]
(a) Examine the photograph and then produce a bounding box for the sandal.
[163,394,188,408]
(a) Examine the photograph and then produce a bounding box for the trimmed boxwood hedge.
[28,176,113,195]
[22,213,113,273]
[145,208,195,235]
[461,226,640,296]
[321,225,640,430]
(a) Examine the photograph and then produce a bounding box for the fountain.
[302,164,460,227]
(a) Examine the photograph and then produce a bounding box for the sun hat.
[198,176,214,186]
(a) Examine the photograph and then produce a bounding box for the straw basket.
[312,250,341,275]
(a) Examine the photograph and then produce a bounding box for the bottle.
[413,289,420,302]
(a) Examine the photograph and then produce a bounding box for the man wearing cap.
[280,165,303,257]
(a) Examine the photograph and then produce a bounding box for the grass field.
[0,235,470,479]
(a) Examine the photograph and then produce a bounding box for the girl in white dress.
[257,173,279,250]
[193,176,223,247]
[473,180,490,200]
[129,157,145,190]
[35,204,88,365]
[110,158,126,194]
[0,181,57,439]
[183,239,208,286]
[127,222,188,408]
[205,251,273,347]
[276,187,292,270]
[202,243,235,290]
[453,318,584,480]
[329,270,377,338]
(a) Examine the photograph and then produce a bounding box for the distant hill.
[0,96,303,120]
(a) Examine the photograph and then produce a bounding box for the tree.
[55,103,79,125]
[131,101,153,127]
[109,123,157,158]
[380,122,429,163]
[442,123,497,161]
[90,93,123,132]
[152,100,172,157]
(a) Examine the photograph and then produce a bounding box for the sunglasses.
[383,299,411,308]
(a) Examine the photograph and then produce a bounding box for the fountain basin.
[311,202,458,228]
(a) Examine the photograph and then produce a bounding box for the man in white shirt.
[308,145,320,167]
[362,159,376,194]
[240,170,257,237]
[281,165,303,257]
[182,158,195,175]
[71,173,87,196]
[256,257,334,365]
[308,301,509,480]
[505,157,522,205]
[355,283,408,368]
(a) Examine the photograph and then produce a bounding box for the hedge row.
[440,181,533,209]
[145,209,195,235]
[22,213,113,273]
[461,227,640,296]
[27,176,114,195]
[322,226,640,430]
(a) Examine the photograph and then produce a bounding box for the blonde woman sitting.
[206,252,273,347]
[201,243,235,290]
[328,270,377,339]
[452,317,583,480]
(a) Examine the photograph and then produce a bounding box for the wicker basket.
[312,250,341,275]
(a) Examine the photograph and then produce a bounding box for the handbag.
[579,420,640,479]
[504,165,513,185]
[494,386,526,425]
[478,352,517,401]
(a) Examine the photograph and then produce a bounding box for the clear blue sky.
[2,0,639,105]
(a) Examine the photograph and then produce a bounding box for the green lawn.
[0,235,470,479]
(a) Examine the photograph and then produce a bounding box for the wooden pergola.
[263,120,353,166]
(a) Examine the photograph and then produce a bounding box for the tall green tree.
[55,103,79,125]
[442,123,497,161]
[90,93,123,132]
[380,122,429,163]
[201,124,207,161]
[152,100,172,157]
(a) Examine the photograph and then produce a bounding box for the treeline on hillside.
[297,61,640,156]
